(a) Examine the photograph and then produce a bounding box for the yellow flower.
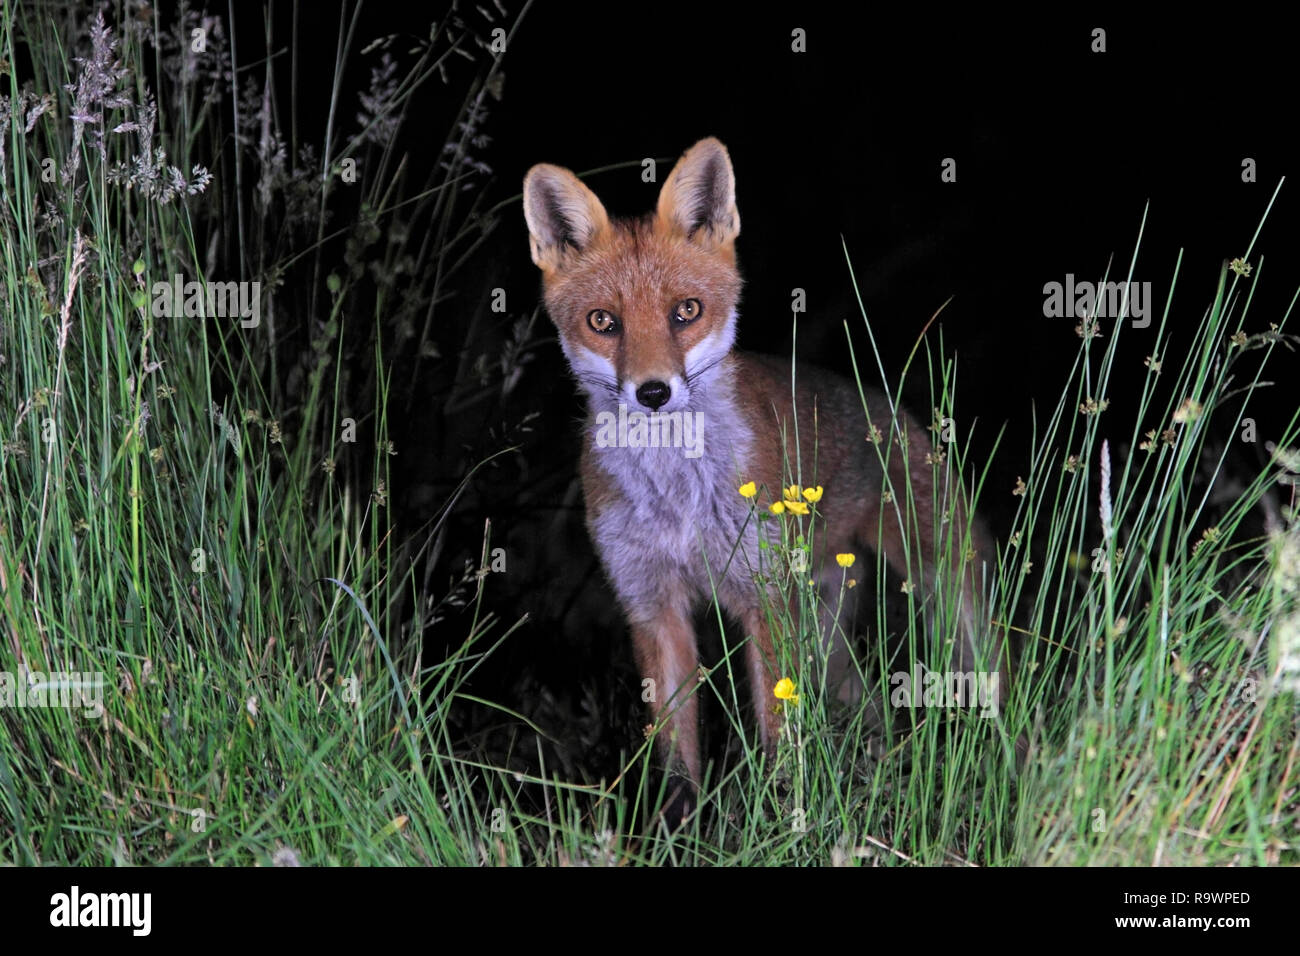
[802,486,823,502]
[835,553,856,568]
[773,677,800,704]
[769,501,786,515]
[738,481,757,499]
[784,500,810,515]
[784,484,801,501]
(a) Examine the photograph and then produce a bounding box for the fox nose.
[635,380,671,410]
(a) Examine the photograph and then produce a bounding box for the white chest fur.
[583,367,763,612]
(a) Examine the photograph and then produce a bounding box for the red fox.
[523,137,999,803]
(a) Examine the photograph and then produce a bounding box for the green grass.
[1,2,1297,866]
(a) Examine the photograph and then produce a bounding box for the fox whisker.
[576,374,619,396]
[685,354,726,385]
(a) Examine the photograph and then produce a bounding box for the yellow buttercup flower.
[784,484,801,501]
[769,501,786,515]
[784,500,810,515]
[738,481,757,499]
[802,486,823,502]
[836,553,856,568]
[773,677,799,704]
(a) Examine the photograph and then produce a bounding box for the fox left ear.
[523,163,611,272]
[656,137,740,246]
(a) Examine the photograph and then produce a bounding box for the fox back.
[523,138,998,815]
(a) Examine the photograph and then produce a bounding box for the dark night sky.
[484,4,1299,466]
[270,3,1298,426]
[241,0,1300,535]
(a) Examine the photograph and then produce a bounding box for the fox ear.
[522,164,610,271]
[656,137,740,246]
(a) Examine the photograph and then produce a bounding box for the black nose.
[635,380,671,410]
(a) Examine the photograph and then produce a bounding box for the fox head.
[523,137,742,414]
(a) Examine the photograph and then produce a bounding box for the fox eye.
[674,298,703,324]
[587,309,618,334]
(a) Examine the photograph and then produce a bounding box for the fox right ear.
[522,164,610,271]
[656,137,740,247]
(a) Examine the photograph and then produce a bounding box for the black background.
[248,2,1300,799]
